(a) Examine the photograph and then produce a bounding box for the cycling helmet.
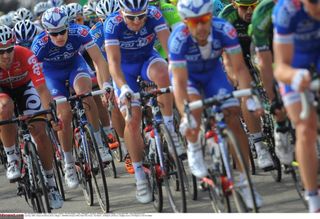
[0,25,15,48]
[34,2,50,18]
[148,0,160,7]
[177,0,213,19]
[119,0,148,12]
[96,0,120,19]
[13,8,34,23]
[13,20,37,45]
[67,3,83,22]
[83,1,97,17]
[0,15,13,28]
[42,7,69,31]
[48,0,64,7]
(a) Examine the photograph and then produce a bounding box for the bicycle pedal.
[178,153,187,161]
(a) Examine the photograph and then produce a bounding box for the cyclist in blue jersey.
[91,0,128,160]
[104,0,185,204]
[170,0,263,209]
[273,0,320,213]
[13,20,38,48]
[31,7,113,190]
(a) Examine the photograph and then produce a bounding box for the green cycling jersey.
[250,0,275,52]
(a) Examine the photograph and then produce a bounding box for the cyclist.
[104,0,184,203]
[170,0,262,209]
[0,14,14,28]
[219,0,274,170]
[13,20,38,48]
[31,7,112,190]
[67,3,85,25]
[272,0,320,212]
[148,0,181,59]
[83,1,100,28]
[0,25,63,209]
[250,0,294,165]
[92,0,127,159]
[13,8,34,23]
[33,1,51,32]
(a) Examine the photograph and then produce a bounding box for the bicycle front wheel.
[85,124,110,213]
[160,124,186,213]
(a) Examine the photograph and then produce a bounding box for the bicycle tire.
[73,131,94,206]
[291,162,308,208]
[111,128,123,162]
[222,129,258,213]
[28,141,51,213]
[100,127,117,178]
[148,154,164,212]
[52,153,65,201]
[85,124,110,213]
[160,123,187,213]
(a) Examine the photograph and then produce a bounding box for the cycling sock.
[306,190,320,213]
[187,139,201,152]
[133,161,146,181]
[93,130,104,147]
[45,169,56,188]
[64,151,74,165]
[4,145,18,163]
[119,137,128,155]
[251,132,265,153]
[163,115,174,131]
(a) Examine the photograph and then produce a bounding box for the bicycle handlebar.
[299,79,320,120]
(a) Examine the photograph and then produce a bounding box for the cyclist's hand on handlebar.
[291,69,311,92]
[103,82,115,102]
[119,84,134,105]
[179,114,197,136]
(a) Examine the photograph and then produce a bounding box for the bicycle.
[55,89,110,213]
[131,83,187,213]
[184,88,259,213]
[0,104,59,213]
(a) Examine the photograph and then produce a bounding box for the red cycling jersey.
[0,46,46,89]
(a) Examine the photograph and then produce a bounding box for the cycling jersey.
[31,24,96,97]
[0,46,45,89]
[273,0,320,105]
[219,4,252,58]
[104,6,168,63]
[251,0,274,52]
[90,20,107,59]
[168,18,241,107]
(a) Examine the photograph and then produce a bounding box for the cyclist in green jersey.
[250,0,293,166]
[149,0,181,58]
[219,0,275,170]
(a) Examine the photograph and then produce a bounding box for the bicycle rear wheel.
[85,124,110,213]
[100,127,117,178]
[222,129,257,213]
[160,124,186,213]
[28,141,51,213]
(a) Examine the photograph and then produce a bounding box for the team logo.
[79,28,89,37]
[151,8,162,20]
[223,24,237,39]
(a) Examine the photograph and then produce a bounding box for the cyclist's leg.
[281,87,319,212]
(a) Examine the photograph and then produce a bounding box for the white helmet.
[0,15,13,28]
[177,0,213,19]
[48,0,64,7]
[0,25,15,48]
[13,8,34,23]
[83,1,97,17]
[67,3,83,22]
[14,20,37,45]
[96,0,120,19]
[34,2,50,17]
[119,0,148,12]
[42,7,69,31]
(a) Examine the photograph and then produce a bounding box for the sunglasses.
[184,13,212,28]
[48,29,67,37]
[309,0,319,3]
[122,11,147,21]
[235,2,258,10]
[0,46,14,55]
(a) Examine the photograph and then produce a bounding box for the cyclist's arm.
[105,44,127,88]
[256,50,274,98]
[86,44,110,89]
[36,83,54,110]
[157,29,170,57]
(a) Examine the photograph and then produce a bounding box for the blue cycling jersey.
[90,21,107,59]
[104,6,168,63]
[168,18,241,102]
[31,23,95,70]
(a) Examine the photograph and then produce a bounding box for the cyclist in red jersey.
[0,25,63,209]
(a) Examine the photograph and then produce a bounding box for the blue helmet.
[177,0,213,19]
[41,7,69,31]
[48,0,64,7]
[13,20,37,46]
[119,0,148,12]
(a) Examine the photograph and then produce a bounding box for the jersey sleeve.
[31,33,48,62]
[104,14,122,46]
[161,3,181,27]
[272,0,298,45]
[149,6,169,33]
[77,26,95,50]
[219,21,242,54]
[24,48,46,87]
[168,26,188,68]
